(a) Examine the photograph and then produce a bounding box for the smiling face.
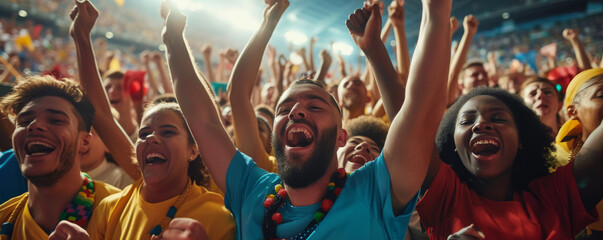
[273,83,346,188]
[136,108,197,187]
[337,76,369,111]
[521,82,560,119]
[454,95,519,181]
[462,65,489,91]
[337,136,380,172]
[12,96,87,187]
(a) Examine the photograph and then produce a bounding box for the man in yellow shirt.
[0,75,119,240]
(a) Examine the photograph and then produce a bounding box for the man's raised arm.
[228,0,289,172]
[348,0,451,214]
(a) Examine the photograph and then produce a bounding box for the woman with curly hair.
[417,87,603,239]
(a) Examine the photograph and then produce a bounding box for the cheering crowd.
[0,0,602,239]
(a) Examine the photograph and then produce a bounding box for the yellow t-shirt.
[0,180,119,240]
[88,179,235,240]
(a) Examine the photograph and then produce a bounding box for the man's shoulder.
[93,180,121,204]
[0,193,28,220]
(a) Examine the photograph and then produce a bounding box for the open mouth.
[26,141,56,156]
[348,154,368,165]
[470,138,500,157]
[145,152,167,164]
[285,125,314,148]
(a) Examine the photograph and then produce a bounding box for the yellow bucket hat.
[556,68,603,153]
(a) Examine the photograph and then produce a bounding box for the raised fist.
[463,14,478,33]
[69,0,99,40]
[562,28,578,42]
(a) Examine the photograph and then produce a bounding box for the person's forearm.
[72,34,140,180]
[155,57,174,93]
[164,34,222,132]
[365,43,404,119]
[203,54,216,83]
[380,19,393,43]
[230,24,278,98]
[144,61,161,96]
[309,40,316,71]
[393,21,410,86]
[314,59,331,86]
[570,39,592,70]
[447,30,475,105]
[337,54,347,78]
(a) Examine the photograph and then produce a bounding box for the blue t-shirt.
[225,150,417,239]
[0,149,28,203]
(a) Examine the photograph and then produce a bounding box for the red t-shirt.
[417,161,598,240]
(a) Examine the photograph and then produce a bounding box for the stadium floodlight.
[285,31,308,45]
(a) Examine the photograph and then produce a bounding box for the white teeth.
[473,140,499,146]
[351,155,368,163]
[31,152,46,156]
[27,141,54,149]
[288,127,312,139]
[146,153,166,160]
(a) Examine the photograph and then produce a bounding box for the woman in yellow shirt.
[86,103,235,240]
[67,1,235,239]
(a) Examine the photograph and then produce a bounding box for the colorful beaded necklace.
[0,173,95,240]
[149,179,192,238]
[262,168,348,240]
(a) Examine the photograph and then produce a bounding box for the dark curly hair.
[436,87,556,192]
[344,115,389,151]
[143,102,210,187]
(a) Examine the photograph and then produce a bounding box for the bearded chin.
[273,126,337,189]
[24,145,77,188]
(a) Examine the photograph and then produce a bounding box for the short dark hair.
[462,60,484,71]
[151,93,178,104]
[344,115,388,150]
[289,78,342,116]
[0,75,94,132]
[436,87,556,191]
[255,104,275,122]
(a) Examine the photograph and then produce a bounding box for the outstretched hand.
[263,0,290,25]
[161,0,187,44]
[346,4,382,52]
[69,0,99,40]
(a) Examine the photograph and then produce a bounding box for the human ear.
[566,105,578,120]
[337,129,348,148]
[189,144,200,162]
[78,132,92,154]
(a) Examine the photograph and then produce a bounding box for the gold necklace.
[569,139,584,162]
